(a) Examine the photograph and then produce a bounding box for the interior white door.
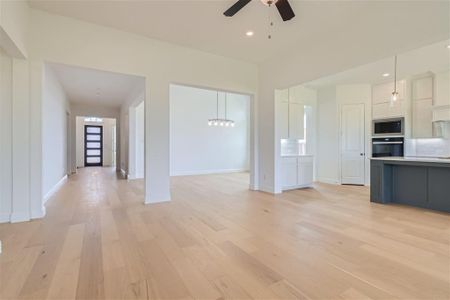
[340,104,365,185]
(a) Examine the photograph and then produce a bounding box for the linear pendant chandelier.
[208,92,235,127]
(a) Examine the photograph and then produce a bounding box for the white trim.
[31,206,46,219]
[259,184,277,194]
[10,211,30,223]
[249,183,259,191]
[170,169,249,177]
[43,175,67,204]
[317,177,340,185]
[144,193,170,204]
[0,213,11,223]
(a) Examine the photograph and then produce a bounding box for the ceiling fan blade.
[275,0,295,21]
[223,0,252,17]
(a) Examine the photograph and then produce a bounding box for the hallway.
[0,168,449,299]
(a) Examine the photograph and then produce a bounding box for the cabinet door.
[276,100,289,139]
[372,83,390,104]
[413,76,433,100]
[297,158,313,187]
[281,158,298,189]
[372,100,405,119]
[288,103,304,140]
[372,81,405,105]
[412,98,433,138]
[434,71,450,107]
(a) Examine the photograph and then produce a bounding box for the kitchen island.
[370,157,450,213]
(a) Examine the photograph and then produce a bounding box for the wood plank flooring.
[0,167,449,299]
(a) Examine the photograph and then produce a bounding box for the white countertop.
[370,156,450,164]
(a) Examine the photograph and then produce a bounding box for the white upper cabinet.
[372,80,405,105]
[275,87,307,140]
[412,98,433,138]
[276,98,289,139]
[289,103,304,140]
[411,75,435,138]
[434,70,450,107]
[412,76,433,100]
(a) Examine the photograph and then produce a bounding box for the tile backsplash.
[406,138,450,158]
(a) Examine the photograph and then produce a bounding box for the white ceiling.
[304,40,450,89]
[29,1,450,63]
[48,62,144,108]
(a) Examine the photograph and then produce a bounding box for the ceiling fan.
[224,0,295,21]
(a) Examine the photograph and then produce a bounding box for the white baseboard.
[10,211,30,223]
[317,177,340,185]
[31,206,46,219]
[43,175,68,204]
[258,184,275,194]
[145,192,171,204]
[249,183,259,191]
[0,213,11,223]
[170,168,249,177]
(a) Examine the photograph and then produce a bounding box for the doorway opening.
[76,116,116,169]
[169,84,253,189]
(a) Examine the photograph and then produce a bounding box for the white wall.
[170,85,250,176]
[76,117,117,168]
[135,101,145,178]
[316,87,339,184]
[120,85,145,178]
[0,0,28,58]
[27,8,258,206]
[42,65,70,202]
[0,48,13,222]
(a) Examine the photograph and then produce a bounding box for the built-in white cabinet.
[372,100,406,119]
[276,100,289,139]
[412,75,434,138]
[275,88,304,140]
[412,98,433,138]
[372,80,406,104]
[281,155,314,190]
[281,157,298,189]
[433,70,450,122]
[288,103,304,140]
[372,80,407,119]
[413,76,433,100]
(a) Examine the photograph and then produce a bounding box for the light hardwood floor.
[0,167,449,299]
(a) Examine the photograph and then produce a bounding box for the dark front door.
[84,125,103,167]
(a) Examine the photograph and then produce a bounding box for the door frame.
[339,103,366,185]
[84,125,103,167]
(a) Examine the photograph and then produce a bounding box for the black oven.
[373,118,404,136]
[372,137,404,157]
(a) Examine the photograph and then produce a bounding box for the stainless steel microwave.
[372,117,404,136]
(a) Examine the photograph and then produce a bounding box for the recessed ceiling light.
[447,44,450,49]
[382,73,390,77]
[246,31,254,37]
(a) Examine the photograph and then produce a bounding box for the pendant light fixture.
[390,55,399,106]
[208,92,235,127]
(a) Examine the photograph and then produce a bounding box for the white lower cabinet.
[281,155,314,190]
